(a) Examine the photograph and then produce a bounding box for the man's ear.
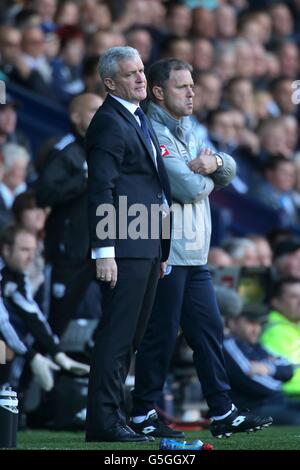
[152,85,164,102]
[70,111,80,127]
[104,77,116,92]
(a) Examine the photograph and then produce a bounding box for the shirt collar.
[109,94,139,115]
[0,182,27,209]
[0,183,14,209]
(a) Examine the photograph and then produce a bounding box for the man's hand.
[160,262,167,278]
[96,258,118,288]
[30,353,60,391]
[248,361,271,376]
[54,352,90,375]
[188,148,218,175]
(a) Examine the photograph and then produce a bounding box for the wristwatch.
[214,153,223,168]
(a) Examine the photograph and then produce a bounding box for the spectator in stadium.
[82,55,106,98]
[253,90,277,121]
[0,224,89,391]
[85,46,172,443]
[193,72,222,116]
[207,108,237,153]
[280,115,299,155]
[131,58,272,439]
[252,42,269,86]
[215,4,237,41]
[79,0,112,34]
[261,278,300,399]
[206,109,260,194]
[234,40,255,80]
[269,2,295,41]
[272,238,300,279]
[0,25,22,78]
[161,36,193,64]
[271,77,298,117]
[10,25,57,101]
[0,94,31,154]
[248,235,273,268]
[237,12,268,45]
[223,304,300,425]
[13,8,43,30]
[51,25,85,106]
[192,39,214,73]
[54,0,79,27]
[190,7,216,40]
[165,1,192,38]
[223,237,259,267]
[208,247,233,268]
[32,0,58,32]
[230,109,260,166]
[0,143,30,230]
[258,118,292,161]
[36,93,103,337]
[225,77,257,128]
[253,156,298,226]
[265,52,280,80]
[276,41,299,80]
[12,189,47,296]
[213,44,236,83]
[86,30,126,57]
[126,27,153,70]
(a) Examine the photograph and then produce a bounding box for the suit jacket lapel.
[105,95,170,200]
[106,95,157,166]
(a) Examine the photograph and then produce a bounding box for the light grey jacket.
[147,102,236,265]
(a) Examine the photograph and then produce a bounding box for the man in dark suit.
[85,46,171,443]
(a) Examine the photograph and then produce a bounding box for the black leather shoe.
[210,407,273,438]
[86,423,151,442]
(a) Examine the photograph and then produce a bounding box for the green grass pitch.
[15,427,300,450]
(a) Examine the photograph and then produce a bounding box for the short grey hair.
[98,46,141,83]
[2,143,30,170]
[214,285,244,318]
[223,238,256,261]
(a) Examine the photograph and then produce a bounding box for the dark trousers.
[132,265,232,417]
[49,260,96,336]
[86,258,160,435]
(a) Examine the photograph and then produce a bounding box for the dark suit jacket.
[86,94,172,261]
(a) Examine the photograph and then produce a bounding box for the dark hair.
[206,107,231,127]
[160,35,189,56]
[0,224,33,252]
[271,277,300,299]
[224,76,251,94]
[12,189,37,223]
[263,155,293,172]
[166,0,187,16]
[14,9,39,29]
[270,76,292,93]
[147,58,192,101]
[82,55,99,77]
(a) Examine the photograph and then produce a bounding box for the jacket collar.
[147,101,192,141]
[268,310,300,327]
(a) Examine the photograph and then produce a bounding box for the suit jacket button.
[157,193,162,199]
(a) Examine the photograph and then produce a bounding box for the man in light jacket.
[130,58,272,439]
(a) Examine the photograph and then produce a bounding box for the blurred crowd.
[0,0,300,428]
